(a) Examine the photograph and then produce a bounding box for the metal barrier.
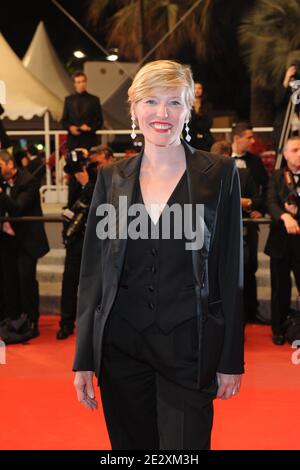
[6,127,274,204]
[0,216,273,224]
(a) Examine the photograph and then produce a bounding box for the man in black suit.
[0,150,49,343]
[231,122,269,323]
[61,71,103,151]
[264,136,300,345]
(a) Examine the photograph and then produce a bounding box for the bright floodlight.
[73,50,85,59]
[107,49,119,61]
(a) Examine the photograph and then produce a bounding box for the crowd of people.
[0,68,299,350]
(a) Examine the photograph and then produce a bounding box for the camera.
[62,198,90,243]
[64,148,89,176]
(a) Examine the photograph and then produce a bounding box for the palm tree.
[87,0,300,126]
[86,0,255,120]
[239,0,300,125]
[87,0,205,62]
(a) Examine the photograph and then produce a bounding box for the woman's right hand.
[74,371,98,411]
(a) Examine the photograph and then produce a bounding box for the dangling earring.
[131,115,137,140]
[185,121,191,142]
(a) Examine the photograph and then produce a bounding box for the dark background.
[0,0,250,118]
[0,0,103,61]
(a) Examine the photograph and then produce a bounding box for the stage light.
[73,50,85,59]
[107,48,119,61]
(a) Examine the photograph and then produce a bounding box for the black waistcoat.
[113,169,197,334]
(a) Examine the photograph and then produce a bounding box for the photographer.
[57,146,113,339]
[272,61,300,149]
[264,135,300,345]
[0,150,49,344]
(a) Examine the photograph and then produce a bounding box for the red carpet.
[0,316,299,450]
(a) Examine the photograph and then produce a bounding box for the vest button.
[150,265,156,273]
[148,285,154,292]
[148,302,155,309]
[151,247,158,256]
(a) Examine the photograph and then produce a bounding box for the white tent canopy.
[23,21,73,102]
[0,33,63,120]
[84,61,137,129]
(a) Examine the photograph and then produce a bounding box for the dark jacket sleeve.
[0,178,40,216]
[274,84,290,109]
[61,97,71,131]
[217,161,245,374]
[89,97,103,132]
[246,172,262,212]
[267,172,285,222]
[72,166,106,371]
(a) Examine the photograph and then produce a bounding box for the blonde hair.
[128,60,195,119]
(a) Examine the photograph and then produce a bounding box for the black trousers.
[270,243,300,334]
[98,305,217,450]
[0,233,39,323]
[60,237,83,329]
[243,225,259,322]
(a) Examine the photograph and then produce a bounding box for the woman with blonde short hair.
[73,60,244,450]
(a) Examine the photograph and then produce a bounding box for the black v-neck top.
[113,169,197,334]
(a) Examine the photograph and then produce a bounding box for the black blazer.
[72,139,245,389]
[264,169,299,258]
[0,169,49,259]
[61,91,103,150]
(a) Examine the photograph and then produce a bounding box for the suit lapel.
[110,151,143,275]
[183,139,222,285]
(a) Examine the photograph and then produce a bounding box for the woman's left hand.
[216,373,242,400]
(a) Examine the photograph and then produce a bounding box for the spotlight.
[73,50,85,59]
[107,48,119,62]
